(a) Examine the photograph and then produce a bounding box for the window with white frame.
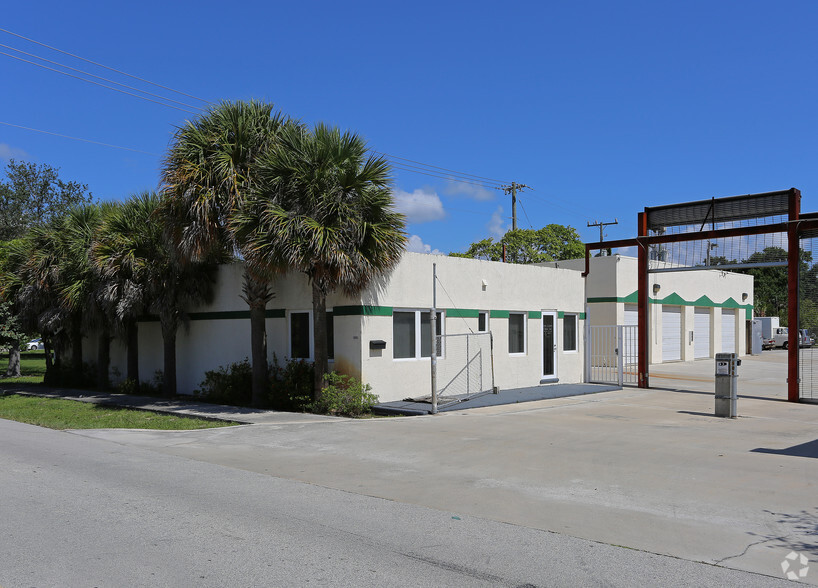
[478,311,489,333]
[393,310,443,359]
[563,313,578,352]
[508,312,526,354]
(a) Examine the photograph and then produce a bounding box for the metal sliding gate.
[588,325,639,386]
[800,232,818,403]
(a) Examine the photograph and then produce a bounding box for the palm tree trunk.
[160,315,176,397]
[5,341,21,377]
[70,314,83,381]
[97,323,110,390]
[244,271,271,408]
[312,280,329,401]
[43,337,55,384]
[126,319,139,387]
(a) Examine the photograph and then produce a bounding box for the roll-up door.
[662,306,682,361]
[694,308,710,359]
[624,304,638,326]
[721,309,736,353]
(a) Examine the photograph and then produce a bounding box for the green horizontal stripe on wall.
[579,312,586,320]
[490,310,510,319]
[528,311,542,319]
[446,308,479,318]
[589,290,754,311]
[557,311,565,319]
[141,308,288,322]
[333,305,393,316]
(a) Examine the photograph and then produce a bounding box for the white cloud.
[488,206,506,239]
[407,234,444,255]
[0,143,30,161]
[444,180,496,202]
[393,188,446,223]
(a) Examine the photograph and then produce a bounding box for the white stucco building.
[91,253,587,403]
[547,255,754,362]
[87,252,755,403]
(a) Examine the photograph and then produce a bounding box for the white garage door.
[694,308,710,359]
[721,309,736,353]
[624,304,638,326]
[662,306,682,361]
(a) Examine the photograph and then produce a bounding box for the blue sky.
[1,1,817,255]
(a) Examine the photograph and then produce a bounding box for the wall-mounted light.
[481,279,488,291]
[742,292,748,302]
[652,283,661,295]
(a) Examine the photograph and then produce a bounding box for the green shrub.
[312,372,378,417]
[117,378,139,395]
[269,355,313,411]
[195,359,253,406]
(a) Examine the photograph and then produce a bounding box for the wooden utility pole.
[501,182,530,231]
[587,219,618,253]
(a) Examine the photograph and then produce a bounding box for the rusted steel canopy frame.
[788,191,800,402]
[637,212,649,388]
[582,211,818,403]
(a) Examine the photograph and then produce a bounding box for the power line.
[373,150,509,185]
[521,190,593,223]
[0,26,210,104]
[0,50,200,115]
[0,27,525,197]
[517,198,534,229]
[0,42,203,112]
[0,121,160,156]
[388,162,502,190]
[0,26,512,194]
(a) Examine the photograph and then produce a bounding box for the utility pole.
[501,182,530,231]
[587,218,618,254]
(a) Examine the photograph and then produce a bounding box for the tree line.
[0,100,407,406]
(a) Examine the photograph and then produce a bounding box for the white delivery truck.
[757,316,780,350]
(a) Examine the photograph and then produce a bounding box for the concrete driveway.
[76,351,818,583]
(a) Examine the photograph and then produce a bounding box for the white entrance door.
[662,306,682,361]
[694,308,711,359]
[721,309,736,353]
[543,311,557,379]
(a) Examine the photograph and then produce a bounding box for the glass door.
[543,311,557,378]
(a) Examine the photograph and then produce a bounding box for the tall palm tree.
[161,100,297,407]
[235,123,407,400]
[94,191,219,397]
[56,203,117,389]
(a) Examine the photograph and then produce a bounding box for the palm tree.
[56,203,117,389]
[161,100,297,407]
[235,123,407,400]
[4,204,114,387]
[3,226,68,381]
[94,191,219,397]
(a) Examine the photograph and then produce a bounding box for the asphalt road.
[0,418,792,587]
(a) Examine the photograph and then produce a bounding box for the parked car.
[26,338,44,350]
[800,329,814,348]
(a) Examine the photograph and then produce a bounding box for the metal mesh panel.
[434,332,495,403]
[799,236,818,401]
[647,216,788,272]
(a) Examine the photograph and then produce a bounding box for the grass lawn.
[0,394,239,430]
[0,351,47,385]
